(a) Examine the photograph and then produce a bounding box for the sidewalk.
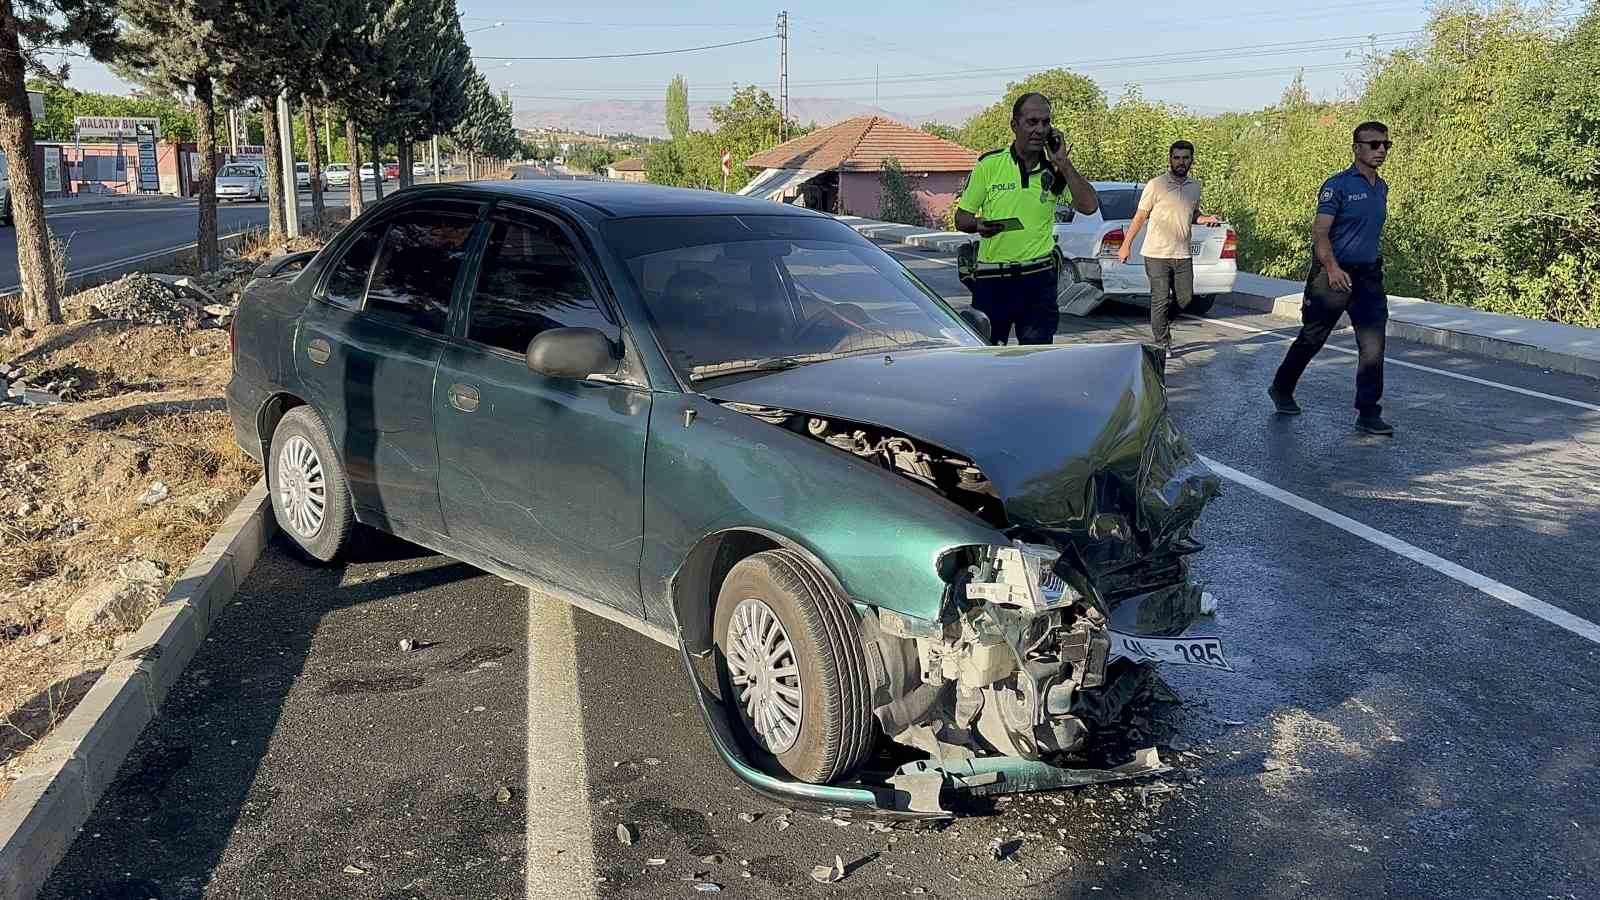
[43,193,187,213]
[836,215,1600,382]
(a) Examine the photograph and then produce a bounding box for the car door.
[295,199,483,536]
[434,204,650,617]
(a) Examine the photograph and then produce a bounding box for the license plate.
[1109,631,1232,671]
[1189,242,1202,257]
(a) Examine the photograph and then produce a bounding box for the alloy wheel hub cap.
[726,598,804,755]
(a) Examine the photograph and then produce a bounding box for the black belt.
[970,254,1056,279]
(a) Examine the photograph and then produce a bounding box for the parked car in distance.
[383,161,400,179]
[324,163,351,187]
[359,163,376,182]
[216,162,265,202]
[412,161,430,178]
[226,181,1220,817]
[1052,180,1237,317]
[294,162,328,192]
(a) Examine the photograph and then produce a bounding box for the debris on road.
[495,785,512,803]
[399,638,416,653]
[65,274,201,328]
[616,823,639,845]
[700,854,723,865]
[693,884,722,893]
[810,855,846,884]
[643,757,662,766]
[738,811,759,824]
[645,858,667,867]
[343,865,366,876]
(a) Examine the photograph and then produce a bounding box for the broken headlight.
[964,543,1078,614]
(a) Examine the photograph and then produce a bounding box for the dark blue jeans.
[1272,259,1388,414]
[972,266,1059,345]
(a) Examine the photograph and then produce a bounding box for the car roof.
[402,179,834,224]
[1091,181,1143,191]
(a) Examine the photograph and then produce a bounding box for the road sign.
[135,122,159,193]
[721,150,731,175]
[75,116,160,140]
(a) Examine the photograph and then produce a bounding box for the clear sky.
[49,1,1536,119]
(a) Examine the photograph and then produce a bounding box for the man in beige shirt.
[1119,140,1221,355]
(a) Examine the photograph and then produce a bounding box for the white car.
[215,163,265,202]
[412,161,430,178]
[294,162,328,192]
[359,163,376,182]
[324,163,351,187]
[1052,180,1237,317]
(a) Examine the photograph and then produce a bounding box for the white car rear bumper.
[1099,258,1238,297]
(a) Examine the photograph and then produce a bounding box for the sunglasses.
[1358,140,1394,150]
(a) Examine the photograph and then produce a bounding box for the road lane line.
[1202,315,1600,414]
[885,247,957,267]
[526,592,600,899]
[1199,454,1600,647]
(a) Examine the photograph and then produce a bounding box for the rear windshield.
[220,165,257,178]
[1093,189,1140,221]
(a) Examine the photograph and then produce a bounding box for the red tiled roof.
[744,116,977,173]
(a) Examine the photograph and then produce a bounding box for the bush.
[877,159,928,227]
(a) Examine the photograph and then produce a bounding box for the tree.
[114,0,230,272]
[0,0,118,327]
[666,74,689,141]
[211,0,337,243]
[876,159,928,227]
[919,122,960,142]
[956,69,1105,154]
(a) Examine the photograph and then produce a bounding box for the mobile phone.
[1047,129,1063,153]
[986,217,1024,232]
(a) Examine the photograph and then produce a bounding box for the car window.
[467,216,616,355]
[321,222,385,310]
[220,165,257,178]
[1095,189,1140,221]
[363,209,477,333]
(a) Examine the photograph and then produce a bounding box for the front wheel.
[713,550,874,785]
[268,407,356,563]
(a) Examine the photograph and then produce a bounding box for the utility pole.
[228,107,238,157]
[432,134,441,183]
[324,107,333,161]
[777,10,789,142]
[276,91,300,239]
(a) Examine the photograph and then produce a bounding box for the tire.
[268,407,357,563]
[713,550,874,785]
[1185,294,1217,317]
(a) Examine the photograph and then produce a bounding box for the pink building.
[739,116,976,225]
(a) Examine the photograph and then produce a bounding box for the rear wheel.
[713,550,874,784]
[1185,294,1217,317]
[268,407,356,563]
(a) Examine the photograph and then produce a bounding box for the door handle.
[448,383,480,413]
[306,338,331,365]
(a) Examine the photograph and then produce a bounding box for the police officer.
[954,92,1098,344]
[1268,121,1395,436]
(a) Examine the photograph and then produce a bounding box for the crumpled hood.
[708,342,1220,575]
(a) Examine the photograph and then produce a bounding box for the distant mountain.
[515,97,917,140]
[919,103,987,128]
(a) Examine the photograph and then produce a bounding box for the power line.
[460,17,768,28]
[475,34,776,62]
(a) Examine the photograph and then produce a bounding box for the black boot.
[1268,385,1301,415]
[1356,411,1394,435]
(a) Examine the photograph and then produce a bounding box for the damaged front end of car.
[683,342,1222,815]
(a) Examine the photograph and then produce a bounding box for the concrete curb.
[0,479,276,900]
[43,196,187,215]
[838,214,1600,382]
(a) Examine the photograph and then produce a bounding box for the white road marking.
[1202,315,1600,414]
[526,592,599,900]
[886,248,957,267]
[1199,454,1600,647]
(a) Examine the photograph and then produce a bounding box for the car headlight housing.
[964,542,1076,614]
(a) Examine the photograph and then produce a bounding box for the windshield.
[604,214,984,383]
[1095,189,1140,221]
[220,165,257,178]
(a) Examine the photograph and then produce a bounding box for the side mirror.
[526,327,619,379]
[959,307,993,343]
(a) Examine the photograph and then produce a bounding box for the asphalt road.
[0,179,443,293]
[37,244,1600,899]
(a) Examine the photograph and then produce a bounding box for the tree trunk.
[345,118,363,218]
[304,104,324,227]
[371,136,385,201]
[0,21,58,327]
[259,95,285,244]
[397,140,412,190]
[193,75,220,273]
